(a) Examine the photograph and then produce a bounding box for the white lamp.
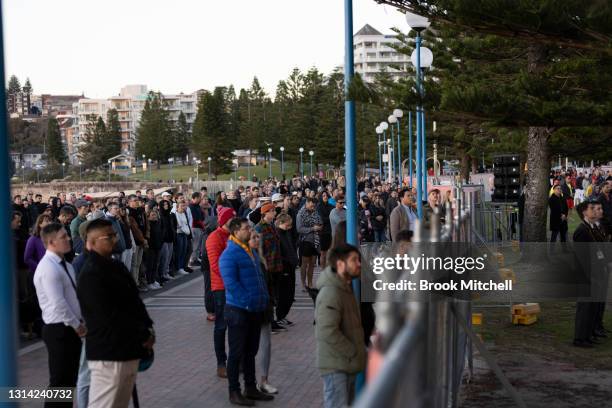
[405,12,431,33]
[393,109,403,118]
[411,46,434,68]
[388,115,397,124]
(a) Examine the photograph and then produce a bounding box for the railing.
[355,185,478,408]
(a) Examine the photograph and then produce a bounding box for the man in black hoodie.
[77,219,154,407]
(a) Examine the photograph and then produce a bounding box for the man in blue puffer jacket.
[219,218,273,406]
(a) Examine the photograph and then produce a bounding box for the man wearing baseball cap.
[206,206,236,379]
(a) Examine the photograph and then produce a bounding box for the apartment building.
[353,24,411,83]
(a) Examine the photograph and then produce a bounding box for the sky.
[3,0,409,99]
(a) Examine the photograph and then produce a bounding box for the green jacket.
[315,267,366,375]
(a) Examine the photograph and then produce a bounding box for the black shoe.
[593,330,608,338]
[244,387,274,401]
[277,319,295,326]
[271,321,287,332]
[589,337,603,345]
[229,391,254,406]
[184,266,194,273]
[573,339,594,348]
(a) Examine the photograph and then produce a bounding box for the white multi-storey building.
[66,85,200,161]
[353,24,411,83]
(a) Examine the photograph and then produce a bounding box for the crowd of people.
[10,164,612,406]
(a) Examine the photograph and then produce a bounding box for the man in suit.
[573,200,609,347]
[549,184,569,246]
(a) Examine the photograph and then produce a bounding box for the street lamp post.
[195,159,201,186]
[207,157,212,181]
[148,159,152,180]
[280,146,285,177]
[168,157,174,182]
[407,13,432,219]
[309,150,314,177]
[267,147,273,179]
[61,162,65,179]
[379,122,389,180]
[142,154,146,174]
[247,149,251,181]
[393,109,403,183]
[78,161,82,182]
[388,115,397,182]
[21,165,25,184]
[299,147,304,178]
[107,159,111,182]
[408,111,413,188]
[375,126,383,178]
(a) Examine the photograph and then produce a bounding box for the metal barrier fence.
[355,184,478,408]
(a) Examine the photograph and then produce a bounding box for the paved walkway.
[18,270,323,408]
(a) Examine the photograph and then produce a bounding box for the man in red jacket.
[206,207,236,379]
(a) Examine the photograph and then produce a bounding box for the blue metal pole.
[345,0,363,393]
[377,133,382,178]
[389,123,395,182]
[422,110,427,198]
[0,0,19,391]
[396,120,401,185]
[416,108,423,219]
[344,0,358,248]
[382,130,387,180]
[300,151,303,178]
[415,32,423,219]
[408,111,413,188]
[281,150,284,175]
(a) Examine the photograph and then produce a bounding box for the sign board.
[382,154,389,163]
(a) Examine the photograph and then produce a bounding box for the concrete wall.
[11,181,191,200]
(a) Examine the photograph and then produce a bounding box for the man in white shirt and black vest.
[34,222,86,406]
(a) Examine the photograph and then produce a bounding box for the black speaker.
[493,154,521,202]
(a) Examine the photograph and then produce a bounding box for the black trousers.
[276,264,296,321]
[201,250,214,314]
[42,323,81,407]
[225,305,261,393]
[574,302,596,341]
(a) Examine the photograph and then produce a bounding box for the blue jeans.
[76,340,90,408]
[225,305,261,393]
[322,372,356,408]
[374,229,386,242]
[213,290,227,367]
[176,233,189,270]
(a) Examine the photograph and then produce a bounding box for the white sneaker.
[258,382,278,394]
[152,282,162,289]
[147,283,157,291]
[163,274,176,280]
[177,269,189,276]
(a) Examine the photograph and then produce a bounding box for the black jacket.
[548,194,568,231]
[279,228,299,269]
[148,220,163,251]
[370,205,387,231]
[159,205,177,244]
[317,202,334,235]
[77,251,153,361]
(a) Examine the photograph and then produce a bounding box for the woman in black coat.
[158,199,177,279]
[371,196,387,242]
[549,184,568,243]
[317,191,334,269]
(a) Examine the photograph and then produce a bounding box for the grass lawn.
[121,162,302,182]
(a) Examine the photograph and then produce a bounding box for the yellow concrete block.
[472,313,483,325]
[512,303,541,316]
[512,314,538,325]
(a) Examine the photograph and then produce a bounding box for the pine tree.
[7,75,21,114]
[174,111,190,160]
[46,117,66,166]
[136,91,173,168]
[375,0,612,242]
[105,109,122,159]
[22,78,32,114]
[192,87,234,176]
[79,115,106,168]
